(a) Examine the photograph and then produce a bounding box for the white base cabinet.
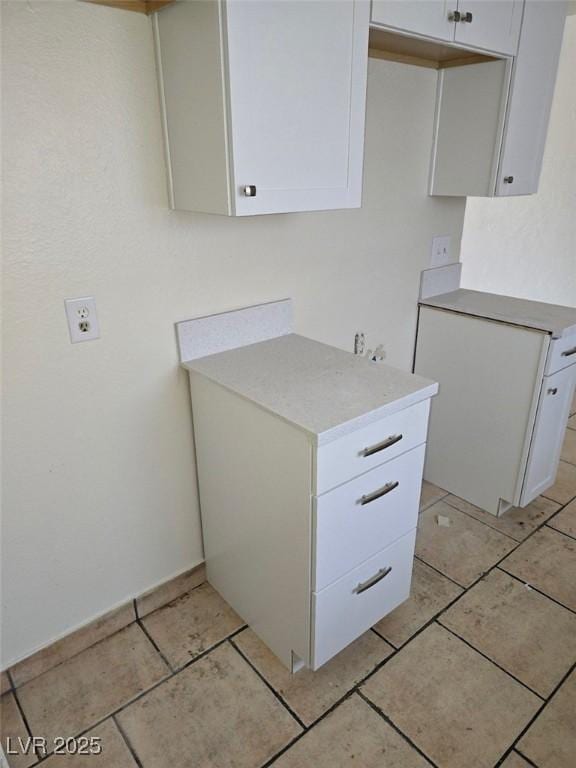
[189,370,433,670]
[415,306,576,516]
[154,0,369,216]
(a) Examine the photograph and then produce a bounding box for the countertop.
[420,289,576,339]
[183,334,437,445]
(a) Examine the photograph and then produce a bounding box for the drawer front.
[311,529,416,669]
[315,399,430,494]
[546,330,576,375]
[314,443,425,591]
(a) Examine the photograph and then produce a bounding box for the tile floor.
[2,409,575,768]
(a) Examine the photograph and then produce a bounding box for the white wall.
[461,15,576,306]
[1,1,466,667]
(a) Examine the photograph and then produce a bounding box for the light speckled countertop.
[420,289,576,339]
[183,334,437,445]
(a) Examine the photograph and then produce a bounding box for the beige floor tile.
[561,428,576,465]
[500,752,533,768]
[272,694,429,768]
[141,582,243,669]
[415,501,516,587]
[568,414,576,430]
[234,628,392,726]
[518,669,576,768]
[362,624,540,768]
[500,527,576,611]
[542,460,576,505]
[117,642,300,768]
[10,603,136,689]
[17,624,169,745]
[419,480,448,511]
[373,558,463,647]
[136,563,206,619]
[1,692,37,768]
[548,498,576,539]
[41,719,136,767]
[439,569,576,697]
[444,494,560,542]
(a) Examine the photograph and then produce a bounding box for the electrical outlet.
[430,235,452,268]
[65,297,100,343]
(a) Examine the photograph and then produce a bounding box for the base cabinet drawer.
[311,529,416,669]
[314,444,425,590]
[546,330,576,375]
[316,399,430,493]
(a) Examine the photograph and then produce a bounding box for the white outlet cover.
[65,297,100,343]
[430,235,453,268]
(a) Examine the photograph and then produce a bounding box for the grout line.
[135,619,174,673]
[501,660,576,765]
[545,520,576,541]
[228,637,307,731]
[496,567,576,617]
[356,690,438,767]
[6,670,35,746]
[437,623,545,701]
[412,555,466,589]
[113,714,144,768]
[511,751,540,768]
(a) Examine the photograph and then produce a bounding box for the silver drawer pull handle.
[547,387,558,395]
[354,566,392,595]
[361,434,403,457]
[561,346,576,358]
[360,481,399,506]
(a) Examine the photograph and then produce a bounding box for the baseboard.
[5,562,206,689]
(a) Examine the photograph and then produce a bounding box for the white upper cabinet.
[430,0,567,197]
[371,0,523,55]
[154,1,370,216]
[371,1,455,41]
[453,0,523,56]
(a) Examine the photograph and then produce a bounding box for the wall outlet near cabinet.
[65,297,100,343]
[430,235,452,268]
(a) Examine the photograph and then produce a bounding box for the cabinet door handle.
[361,434,403,457]
[448,10,461,21]
[354,566,392,595]
[243,185,257,197]
[359,481,399,506]
[561,346,576,358]
[503,176,514,184]
[547,387,558,395]
[461,11,473,22]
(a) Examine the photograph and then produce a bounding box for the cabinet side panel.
[415,307,548,513]
[189,373,312,667]
[496,1,567,196]
[430,59,511,197]
[154,2,231,214]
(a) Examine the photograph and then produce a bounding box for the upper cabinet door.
[454,0,523,55]
[371,1,455,41]
[496,0,567,196]
[226,0,369,216]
